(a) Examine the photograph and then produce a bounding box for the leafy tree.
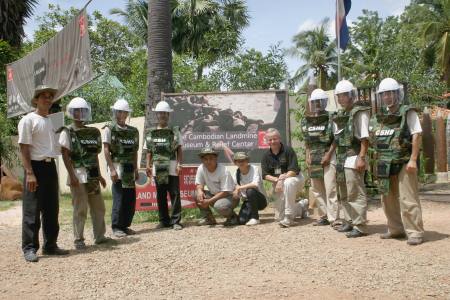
[206,43,290,91]
[0,0,38,48]
[283,17,338,91]
[405,0,450,87]
[111,0,250,79]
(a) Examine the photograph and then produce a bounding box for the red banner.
[135,167,198,211]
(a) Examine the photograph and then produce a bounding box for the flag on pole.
[336,0,351,50]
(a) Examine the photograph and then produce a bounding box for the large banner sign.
[135,168,198,211]
[163,91,288,165]
[6,8,93,118]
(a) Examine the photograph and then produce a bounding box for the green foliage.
[0,0,38,48]
[205,43,289,91]
[418,152,436,186]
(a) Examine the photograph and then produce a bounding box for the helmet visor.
[110,107,132,124]
[309,98,327,113]
[66,103,92,122]
[334,90,355,108]
[377,90,400,107]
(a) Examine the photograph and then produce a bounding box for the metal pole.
[337,0,341,82]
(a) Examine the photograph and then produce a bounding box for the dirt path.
[0,199,449,299]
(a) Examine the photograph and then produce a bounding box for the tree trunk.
[141,0,174,167]
[197,64,204,81]
[318,69,326,90]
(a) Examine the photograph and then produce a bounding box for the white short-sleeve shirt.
[57,128,88,185]
[232,165,270,204]
[195,163,235,195]
[102,125,128,180]
[143,130,184,177]
[405,110,422,135]
[18,112,58,160]
[333,110,370,170]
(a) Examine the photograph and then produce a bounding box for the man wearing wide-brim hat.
[194,147,239,226]
[18,85,69,263]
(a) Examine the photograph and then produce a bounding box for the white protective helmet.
[66,97,92,122]
[110,99,132,123]
[334,80,357,108]
[309,89,328,113]
[154,101,172,113]
[376,78,404,108]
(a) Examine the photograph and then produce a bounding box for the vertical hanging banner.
[6,8,93,118]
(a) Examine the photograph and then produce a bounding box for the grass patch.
[0,201,19,211]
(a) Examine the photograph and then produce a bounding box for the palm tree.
[141,0,173,167]
[110,0,149,44]
[406,0,450,86]
[0,0,38,48]
[283,17,338,91]
[111,0,250,79]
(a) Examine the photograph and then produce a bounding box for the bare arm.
[305,140,310,170]
[19,144,37,192]
[134,152,139,181]
[321,140,337,165]
[407,133,420,172]
[61,147,79,188]
[96,156,106,188]
[146,151,153,177]
[176,145,183,176]
[103,143,118,184]
[356,137,369,172]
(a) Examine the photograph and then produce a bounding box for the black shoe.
[42,247,69,255]
[346,228,368,238]
[24,252,38,262]
[337,224,353,232]
[313,219,331,226]
[224,213,238,226]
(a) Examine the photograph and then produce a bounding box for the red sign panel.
[258,130,270,149]
[7,68,13,82]
[135,167,198,211]
[78,15,86,36]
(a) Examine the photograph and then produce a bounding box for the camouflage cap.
[197,147,220,159]
[31,85,58,108]
[232,152,250,161]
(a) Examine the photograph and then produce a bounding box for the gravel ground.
[0,199,449,300]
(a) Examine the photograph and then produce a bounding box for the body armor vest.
[301,112,335,178]
[56,124,102,195]
[145,125,180,184]
[333,105,370,186]
[368,105,414,195]
[102,123,139,188]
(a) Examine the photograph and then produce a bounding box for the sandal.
[75,242,87,250]
[332,220,344,230]
[156,222,169,229]
[173,224,183,230]
[124,228,136,235]
[197,217,217,226]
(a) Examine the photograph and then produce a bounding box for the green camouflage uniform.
[368,105,414,195]
[333,105,370,186]
[56,124,102,195]
[102,123,139,188]
[145,125,180,184]
[300,112,336,178]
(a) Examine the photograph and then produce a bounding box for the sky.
[24,0,411,82]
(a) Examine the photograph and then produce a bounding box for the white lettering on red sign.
[78,15,86,36]
[7,68,13,81]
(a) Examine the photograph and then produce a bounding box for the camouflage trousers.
[339,168,368,234]
[311,163,339,223]
[70,183,107,245]
[381,164,424,238]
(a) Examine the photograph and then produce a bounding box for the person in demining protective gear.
[301,89,341,228]
[145,101,184,230]
[103,99,140,238]
[369,78,424,245]
[57,97,114,249]
[333,80,369,238]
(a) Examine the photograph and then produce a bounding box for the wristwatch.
[359,155,366,160]
[177,163,183,167]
